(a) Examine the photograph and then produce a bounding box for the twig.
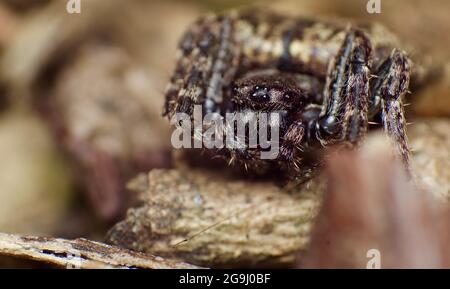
[0,232,202,269]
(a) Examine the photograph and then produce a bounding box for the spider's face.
[231,72,308,113]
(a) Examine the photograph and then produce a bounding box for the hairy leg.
[316,28,372,147]
[164,15,240,117]
[372,49,412,170]
[280,27,375,180]
[280,121,305,167]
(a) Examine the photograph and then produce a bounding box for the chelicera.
[164,10,413,182]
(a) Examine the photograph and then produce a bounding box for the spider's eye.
[283,91,297,100]
[251,86,270,102]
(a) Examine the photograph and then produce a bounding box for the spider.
[164,10,413,182]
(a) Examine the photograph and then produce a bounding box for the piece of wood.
[300,134,450,268]
[107,167,325,268]
[0,232,201,269]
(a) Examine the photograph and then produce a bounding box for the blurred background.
[0,0,448,264]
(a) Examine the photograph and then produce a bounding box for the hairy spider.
[164,11,413,181]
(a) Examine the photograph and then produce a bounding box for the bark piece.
[0,0,200,221]
[409,118,450,200]
[412,64,450,117]
[38,43,172,221]
[0,232,200,269]
[300,134,450,268]
[107,168,325,268]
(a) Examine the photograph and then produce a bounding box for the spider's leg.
[371,49,412,169]
[280,121,305,166]
[316,28,372,147]
[164,15,240,118]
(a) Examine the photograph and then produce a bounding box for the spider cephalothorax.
[164,10,413,182]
